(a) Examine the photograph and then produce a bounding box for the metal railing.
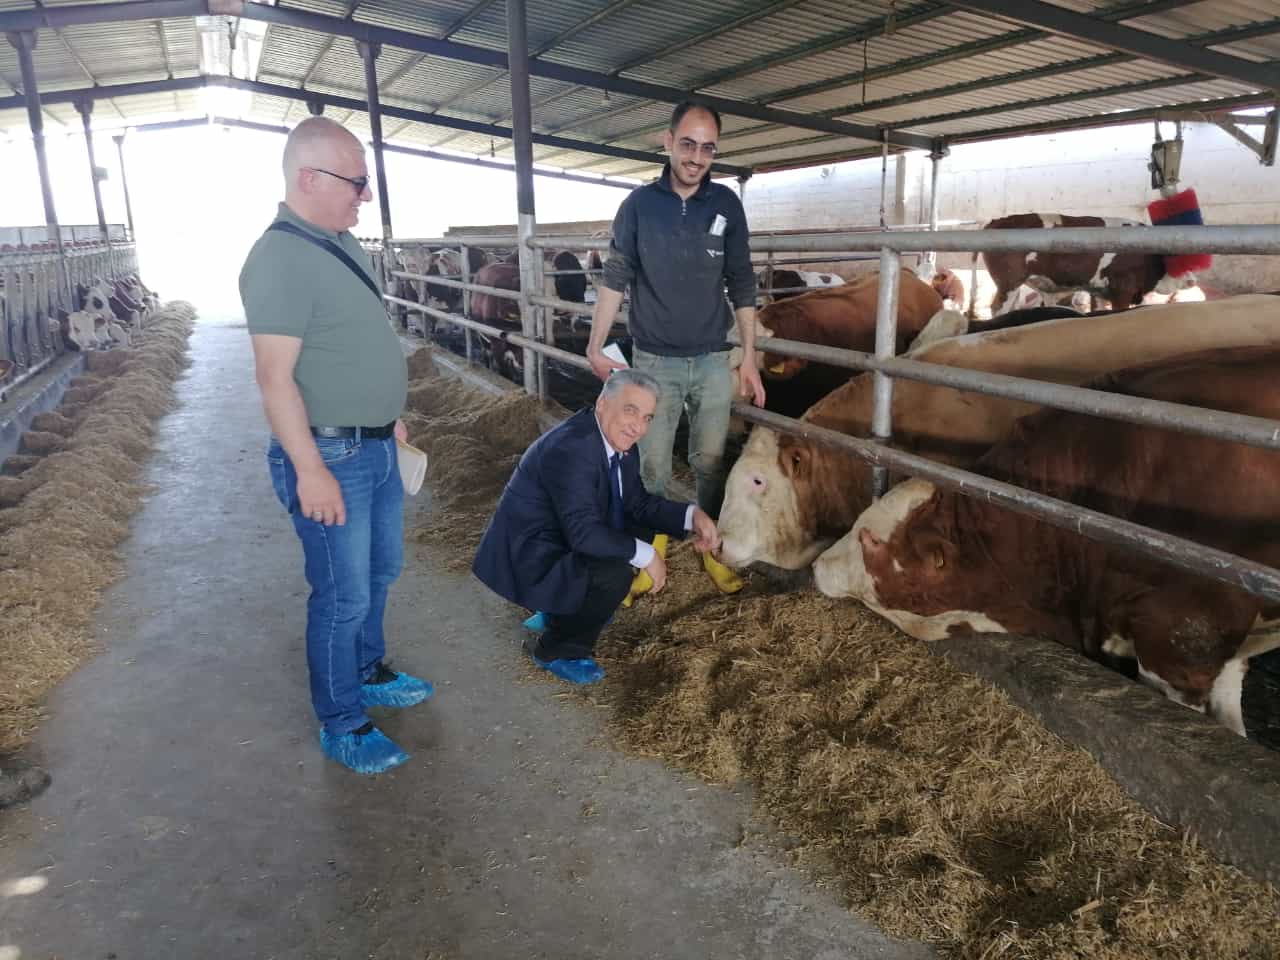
[0,238,139,393]
[384,222,1280,604]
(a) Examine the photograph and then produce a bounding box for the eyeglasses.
[675,137,718,159]
[310,167,370,192]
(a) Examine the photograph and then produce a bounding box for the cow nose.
[750,473,766,492]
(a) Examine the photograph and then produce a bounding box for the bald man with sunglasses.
[240,116,432,776]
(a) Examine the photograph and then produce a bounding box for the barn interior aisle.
[0,320,931,960]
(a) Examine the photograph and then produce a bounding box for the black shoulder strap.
[267,220,383,304]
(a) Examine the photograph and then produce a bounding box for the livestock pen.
[381,217,1280,890]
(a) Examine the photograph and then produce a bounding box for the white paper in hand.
[397,440,428,496]
[602,342,629,367]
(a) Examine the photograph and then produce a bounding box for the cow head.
[717,428,853,570]
[814,478,1009,641]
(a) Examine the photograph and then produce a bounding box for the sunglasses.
[310,167,370,192]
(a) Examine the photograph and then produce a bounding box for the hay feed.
[0,303,193,754]
[19,431,65,456]
[1,455,41,477]
[403,367,543,568]
[396,354,1280,957]
[84,351,131,376]
[29,412,76,437]
[588,546,1280,959]
[407,346,438,381]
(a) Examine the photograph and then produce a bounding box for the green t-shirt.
[239,203,407,428]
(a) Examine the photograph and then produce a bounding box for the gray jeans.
[632,347,733,517]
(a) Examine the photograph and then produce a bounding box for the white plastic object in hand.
[602,342,629,367]
[397,440,428,496]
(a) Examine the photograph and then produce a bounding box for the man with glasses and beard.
[240,116,432,775]
[586,102,765,595]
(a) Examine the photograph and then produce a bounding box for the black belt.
[310,421,396,440]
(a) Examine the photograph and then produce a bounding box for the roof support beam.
[718,71,1228,160]
[948,0,1280,90]
[715,18,1280,159]
[0,75,206,111]
[214,76,753,176]
[243,3,937,149]
[503,0,813,124]
[598,0,1206,156]
[0,73,743,174]
[1214,109,1278,166]
[426,0,645,117]
[536,0,949,145]
[0,1,929,150]
[284,0,362,126]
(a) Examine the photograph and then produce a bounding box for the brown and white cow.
[977,213,1172,317]
[758,266,845,303]
[467,262,521,324]
[730,271,943,419]
[716,295,1280,571]
[813,349,1280,746]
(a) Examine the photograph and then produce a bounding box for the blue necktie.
[608,453,625,531]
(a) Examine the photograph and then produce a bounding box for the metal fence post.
[870,246,901,498]
[459,243,473,363]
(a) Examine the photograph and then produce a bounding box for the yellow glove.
[702,550,744,594]
[622,534,669,608]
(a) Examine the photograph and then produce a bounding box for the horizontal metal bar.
[529,293,592,315]
[739,332,1280,452]
[392,269,522,300]
[532,225,1280,255]
[735,404,1280,604]
[380,142,637,190]
[751,255,887,266]
[391,236,517,247]
[390,296,594,370]
[749,225,1280,254]
[529,236,611,251]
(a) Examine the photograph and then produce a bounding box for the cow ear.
[857,527,886,561]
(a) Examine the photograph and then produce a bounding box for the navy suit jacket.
[473,408,690,615]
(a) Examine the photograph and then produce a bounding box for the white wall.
[742,118,1280,294]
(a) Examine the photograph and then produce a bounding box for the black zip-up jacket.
[602,165,756,357]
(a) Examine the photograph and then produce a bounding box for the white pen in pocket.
[709,214,727,237]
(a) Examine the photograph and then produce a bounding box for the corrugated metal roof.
[0,0,1274,177]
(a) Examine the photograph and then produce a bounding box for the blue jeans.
[632,347,733,517]
[268,435,404,735]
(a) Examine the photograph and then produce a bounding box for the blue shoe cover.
[530,654,605,685]
[361,671,434,708]
[319,725,409,774]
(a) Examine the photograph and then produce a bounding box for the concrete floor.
[0,320,933,960]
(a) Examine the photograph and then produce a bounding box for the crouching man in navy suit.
[473,368,721,684]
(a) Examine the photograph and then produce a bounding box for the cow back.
[799,295,1280,522]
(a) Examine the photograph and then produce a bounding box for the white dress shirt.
[596,416,695,568]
